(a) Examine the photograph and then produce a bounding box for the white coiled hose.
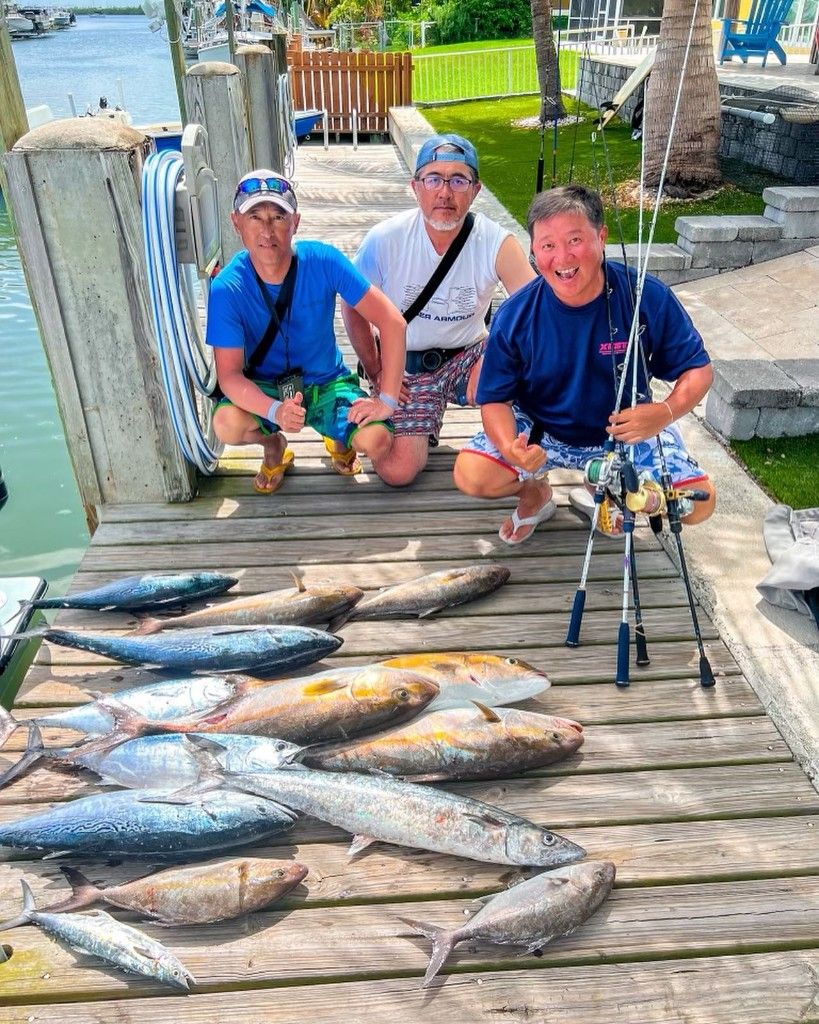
[141,150,223,475]
[277,72,298,179]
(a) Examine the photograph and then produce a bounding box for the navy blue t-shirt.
[477,261,710,446]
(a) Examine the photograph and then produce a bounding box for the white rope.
[141,150,223,475]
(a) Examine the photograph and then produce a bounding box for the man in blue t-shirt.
[206,169,405,493]
[454,184,716,544]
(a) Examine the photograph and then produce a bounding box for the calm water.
[3,17,180,593]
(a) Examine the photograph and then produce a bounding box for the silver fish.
[18,623,342,674]
[0,880,195,990]
[133,574,364,635]
[331,564,511,628]
[42,858,309,925]
[305,704,584,781]
[401,860,616,987]
[29,572,237,611]
[0,787,297,858]
[191,738,585,868]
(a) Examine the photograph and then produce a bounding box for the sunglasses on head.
[235,176,294,198]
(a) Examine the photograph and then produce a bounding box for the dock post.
[0,16,28,196]
[235,40,288,174]
[161,0,188,123]
[183,62,252,264]
[1,120,197,518]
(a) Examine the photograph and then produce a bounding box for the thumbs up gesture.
[277,391,306,432]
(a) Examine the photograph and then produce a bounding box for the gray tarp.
[757,505,819,627]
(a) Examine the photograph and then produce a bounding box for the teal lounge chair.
[719,0,795,68]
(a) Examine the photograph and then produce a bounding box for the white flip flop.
[569,487,623,537]
[499,499,557,546]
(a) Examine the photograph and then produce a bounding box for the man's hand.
[607,402,672,445]
[276,392,306,432]
[347,396,396,428]
[503,432,547,474]
[363,365,410,405]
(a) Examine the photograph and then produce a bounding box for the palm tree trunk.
[643,0,721,195]
[531,0,565,122]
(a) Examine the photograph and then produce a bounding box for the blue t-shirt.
[206,240,370,385]
[477,261,710,447]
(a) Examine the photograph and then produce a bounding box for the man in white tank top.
[342,134,534,487]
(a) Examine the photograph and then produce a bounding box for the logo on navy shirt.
[598,339,629,356]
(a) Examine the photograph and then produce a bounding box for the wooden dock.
[1,144,818,1023]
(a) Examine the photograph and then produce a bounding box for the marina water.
[3,15,180,594]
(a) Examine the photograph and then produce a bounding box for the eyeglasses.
[235,176,294,198]
[415,173,475,193]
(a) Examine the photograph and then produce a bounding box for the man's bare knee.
[454,453,518,499]
[681,481,716,526]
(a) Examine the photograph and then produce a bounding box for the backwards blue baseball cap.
[415,134,479,177]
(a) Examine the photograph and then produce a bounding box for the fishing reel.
[583,457,708,520]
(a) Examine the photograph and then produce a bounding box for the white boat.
[50,7,74,27]
[3,3,35,34]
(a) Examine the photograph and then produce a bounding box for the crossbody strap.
[246,251,299,374]
[402,213,475,325]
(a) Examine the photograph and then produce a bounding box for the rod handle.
[699,654,716,689]
[616,621,630,687]
[635,623,650,666]
[565,589,586,647]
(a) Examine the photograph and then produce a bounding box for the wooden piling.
[161,0,188,124]
[0,16,28,196]
[183,62,252,264]
[1,119,196,514]
[235,41,288,174]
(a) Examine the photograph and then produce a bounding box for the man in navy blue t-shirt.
[454,184,716,544]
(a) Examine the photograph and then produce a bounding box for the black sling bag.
[402,212,475,325]
[246,252,299,376]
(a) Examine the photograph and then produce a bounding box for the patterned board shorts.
[463,407,709,486]
[214,372,392,447]
[392,340,485,440]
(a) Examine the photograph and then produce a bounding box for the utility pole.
[0,13,29,195]
[163,0,188,121]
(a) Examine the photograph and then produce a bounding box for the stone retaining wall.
[706,359,819,439]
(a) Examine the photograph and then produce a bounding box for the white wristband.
[378,392,399,411]
[266,399,282,423]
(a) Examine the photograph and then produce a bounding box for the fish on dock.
[330,564,511,628]
[304,703,584,781]
[0,879,195,990]
[93,667,441,746]
[377,652,551,709]
[189,737,586,868]
[0,787,298,859]
[0,726,305,793]
[400,860,616,987]
[27,572,238,611]
[132,575,364,635]
[15,623,343,675]
[41,858,309,925]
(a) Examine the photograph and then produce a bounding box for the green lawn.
[730,436,819,509]
[409,37,535,55]
[423,96,778,243]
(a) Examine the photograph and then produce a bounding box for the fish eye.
[505,657,519,666]
[273,869,285,879]
[394,688,410,701]
[275,741,287,751]
[542,832,557,846]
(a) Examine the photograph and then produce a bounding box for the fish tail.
[0,625,47,643]
[0,879,36,931]
[397,916,457,989]
[0,722,48,788]
[38,866,100,913]
[129,617,163,636]
[0,706,22,749]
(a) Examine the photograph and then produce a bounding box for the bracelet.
[661,400,675,425]
[378,392,399,411]
[266,399,282,423]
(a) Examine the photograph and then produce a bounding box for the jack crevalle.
[0,880,195,990]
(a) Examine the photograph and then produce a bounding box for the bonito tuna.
[133,575,364,635]
[0,788,297,858]
[331,565,511,628]
[191,737,586,868]
[400,860,616,987]
[28,572,237,611]
[17,623,342,674]
[41,858,308,925]
[0,880,195,990]
[305,703,584,781]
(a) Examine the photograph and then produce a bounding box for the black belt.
[405,346,467,374]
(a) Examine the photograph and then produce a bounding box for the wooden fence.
[287,49,412,134]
